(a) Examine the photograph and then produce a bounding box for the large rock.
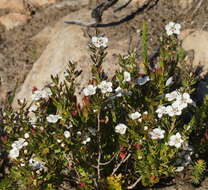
[31,0,57,7]
[180,29,208,76]
[0,13,29,30]
[0,0,25,11]
[12,7,136,107]
[180,29,208,101]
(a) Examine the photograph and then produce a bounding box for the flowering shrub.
[0,22,207,189]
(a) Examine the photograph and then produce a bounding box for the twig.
[127,177,142,189]
[114,0,133,12]
[97,112,102,183]
[111,153,131,175]
[91,0,119,23]
[100,152,117,166]
[64,153,80,182]
[64,20,96,27]
[192,0,204,17]
[64,0,159,28]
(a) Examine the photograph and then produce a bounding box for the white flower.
[168,133,184,148]
[61,143,65,147]
[123,55,130,59]
[83,85,97,96]
[29,104,38,112]
[143,111,148,115]
[144,126,148,130]
[165,90,181,101]
[156,105,167,118]
[31,88,52,101]
[115,123,127,135]
[175,93,193,109]
[165,76,173,86]
[165,22,181,36]
[46,114,61,123]
[24,133,29,139]
[149,128,165,140]
[29,158,46,171]
[12,138,27,150]
[129,112,141,120]
[91,36,108,48]
[64,131,71,138]
[137,76,150,85]
[166,104,182,117]
[123,71,131,82]
[115,86,123,97]
[82,136,91,144]
[9,148,19,159]
[41,88,52,99]
[57,139,62,143]
[31,90,43,101]
[175,166,184,172]
[98,81,113,94]
[77,131,82,136]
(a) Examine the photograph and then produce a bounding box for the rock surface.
[0,13,29,30]
[0,0,25,11]
[13,7,137,107]
[177,0,193,10]
[180,29,208,76]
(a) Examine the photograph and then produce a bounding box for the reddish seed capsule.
[32,86,38,92]
[72,111,78,116]
[79,182,86,188]
[119,152,126,159]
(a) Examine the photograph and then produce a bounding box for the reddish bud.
[32,86,38,92]
[119,152,126,159]
[79,182,86,188]
[72,111,78,116]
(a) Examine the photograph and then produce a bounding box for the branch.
[127,177,142,189]
[64,0,159,28]
[114,0,133,12]
[111,153,131,175]
[192,0,204,17]
[100,152,117,166]
[97,112,102,182]
[91,0,119,23]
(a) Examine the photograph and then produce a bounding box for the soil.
[0,0,208,189]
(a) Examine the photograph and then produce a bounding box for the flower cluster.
[31,87,52,101]
[46,114,62,123]
[29,157,47,174]
[168,133,184,148]
[83,80,113,96]
[149,128,184,149]
[149,128,165,140]
[9,138,28,159]
[91,36,108,48]
[115,123,127,135]
[165,21,181,36]
[156,90,193,118]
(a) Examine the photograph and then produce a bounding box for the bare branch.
[127,177,142,189]
[97,112,102,182]
[192,0,204,17]
[100,152,117,166]
[111,153,131,175]
[114,0,133,12]
[64,0,160,28]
